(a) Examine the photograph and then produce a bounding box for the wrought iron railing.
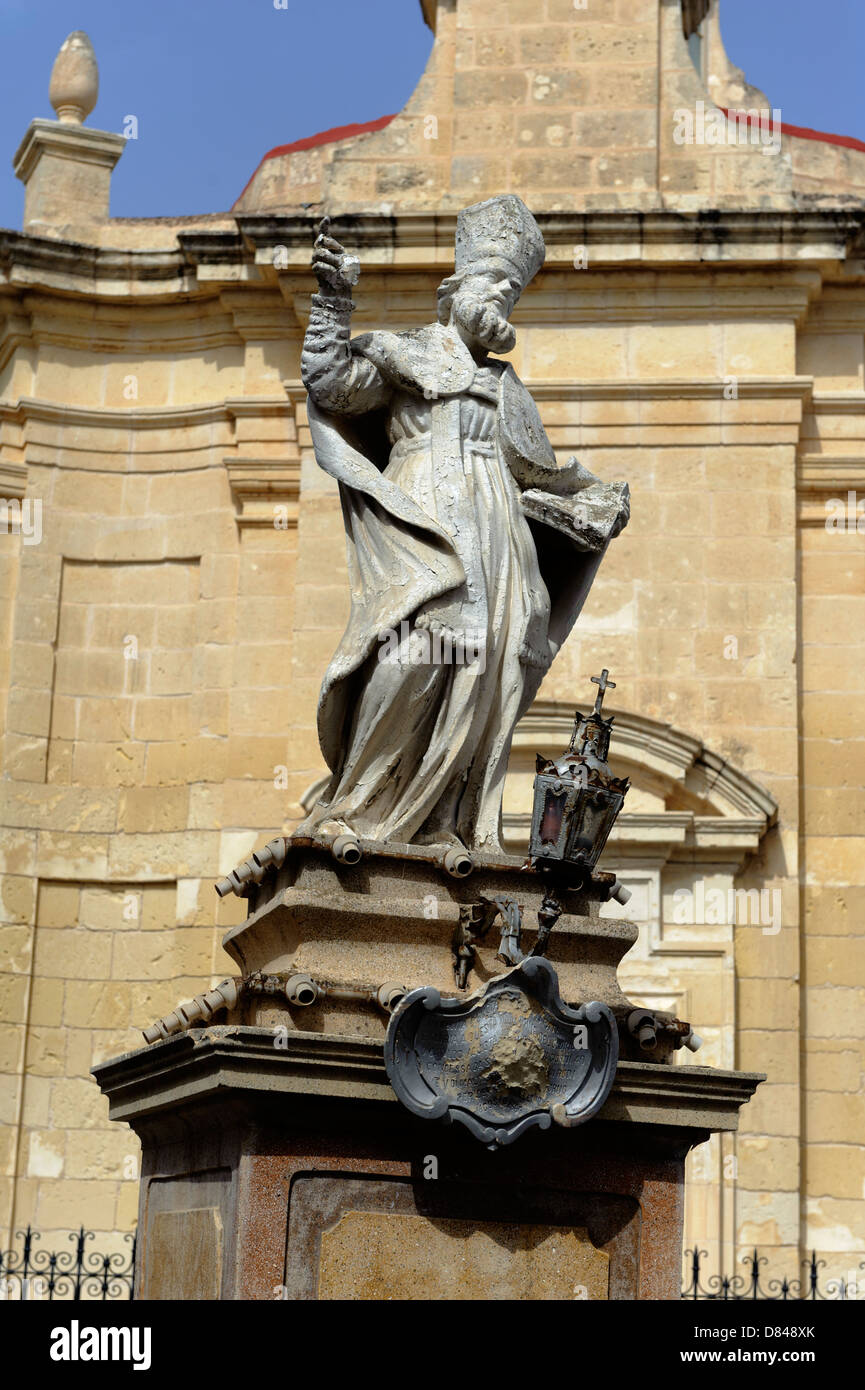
[3,1229,859,1301]
[683,1247,865,1300]
[0,1226,135,1300]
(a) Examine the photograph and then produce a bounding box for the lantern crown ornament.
[529,670,630,874]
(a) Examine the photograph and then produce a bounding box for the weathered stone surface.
[144,1209,223,1301]
[318,1211,608,1301]
[220,842,639,1040]
[298,198,628,853]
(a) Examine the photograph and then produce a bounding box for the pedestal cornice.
[93,1024,764,1138]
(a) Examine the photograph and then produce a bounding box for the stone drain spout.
[142,978,240,1045]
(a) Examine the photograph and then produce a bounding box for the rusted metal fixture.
[452,901,498,988]
[662,1015,704,1053]
[442,845,473,878]
[251,837,288,872]
[494,897,525,966]
[609,878,632,905]
[452,890,567,988]
[142,978,240,1045]
[284,973,320,1006]
[627,1009,658,1051]
[331,832,361,865]
[246,970,407,1015]
[141,970,410,1041]
[533,888,562,957]
[626,1008,704,1055]
[529,669,629,880]
[375,982,408,1013]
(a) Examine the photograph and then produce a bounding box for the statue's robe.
[301,320,625,852]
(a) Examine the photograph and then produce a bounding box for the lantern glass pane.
[540,789,567,844]
[567,792,616,865]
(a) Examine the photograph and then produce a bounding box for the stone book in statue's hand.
[520,480,630,553]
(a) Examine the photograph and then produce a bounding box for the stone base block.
[93,1025,762,1301]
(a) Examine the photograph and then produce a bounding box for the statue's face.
[450,271,516,355]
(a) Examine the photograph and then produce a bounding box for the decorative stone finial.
[49,31,98,125]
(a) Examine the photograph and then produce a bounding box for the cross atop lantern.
[529,669,630,875]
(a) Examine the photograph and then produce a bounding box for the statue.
[297,195,630,860]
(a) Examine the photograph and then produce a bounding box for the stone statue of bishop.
[298,195,630,859]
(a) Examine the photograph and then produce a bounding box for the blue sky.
[0,0,862,229]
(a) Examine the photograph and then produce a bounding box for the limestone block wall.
[3,205,864,1285]
[236,0,865,217]
[797,303,865,1278]
[513,297,803,1279]
[0,265,304,1252]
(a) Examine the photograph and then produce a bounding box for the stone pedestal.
[13,119,125,236]
[93,839,762,1300]
[94,1025,760,1301]
[218,840,646,1046]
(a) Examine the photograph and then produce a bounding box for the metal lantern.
[530,669,629,874]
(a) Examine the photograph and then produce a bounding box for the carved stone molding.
[525,377,814,401]
[513,701,778,823]
[797,452,865,527]
[225,456,299,530]
[0,459,28,501]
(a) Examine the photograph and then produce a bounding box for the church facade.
[1,0,863,1288]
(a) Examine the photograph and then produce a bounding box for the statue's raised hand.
[312,217,360,296]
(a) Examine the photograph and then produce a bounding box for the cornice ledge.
[809,390,865,413]
[2,206,862,291]
[526,377,814,401]
[0,229,192,288]
[504,810,767,863]
[0,395,291,430]
[0,459,28,501]
[235,206,865,263]
[798,453,865,482]
[225,455,300,530]
[92,1026,763,1131]
[797,455,865,517]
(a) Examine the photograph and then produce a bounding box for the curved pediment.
[504,700,778,868]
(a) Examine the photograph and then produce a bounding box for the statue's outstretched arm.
[301,222,390,416]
